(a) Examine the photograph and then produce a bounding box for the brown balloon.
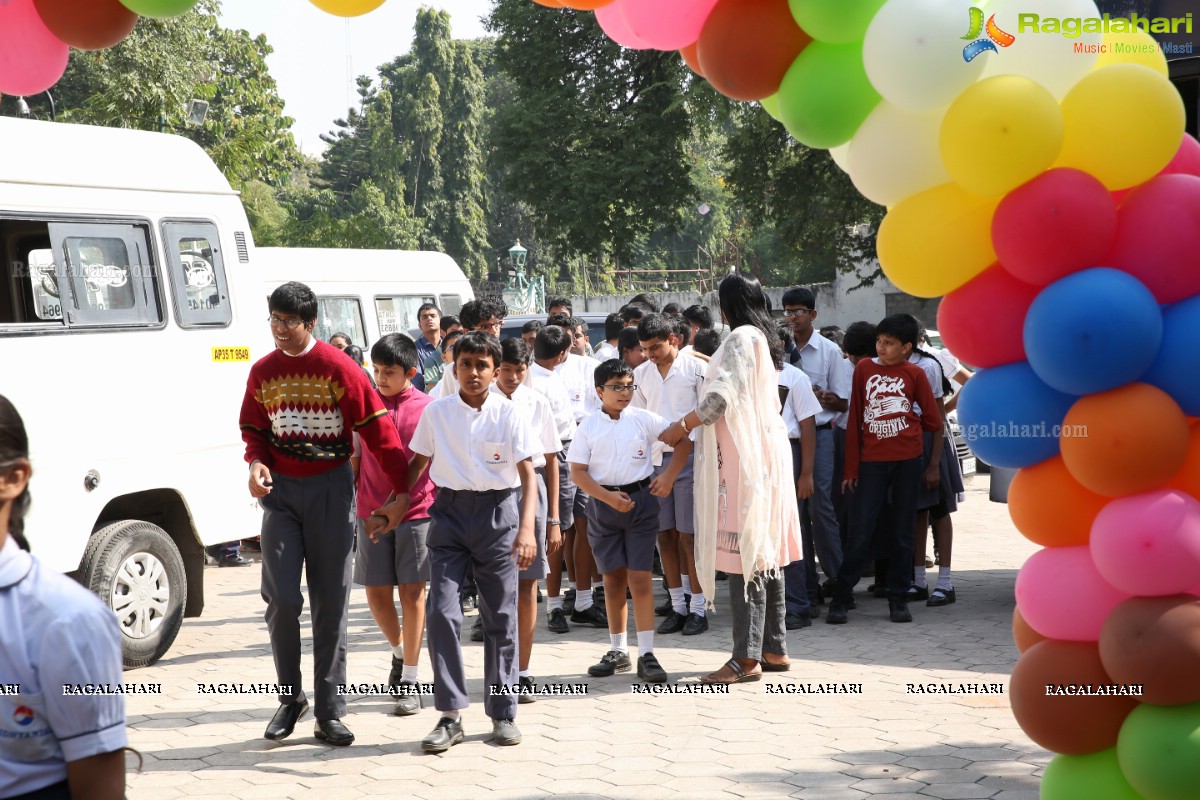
[696,0,811,101]
[1100,595,1200,706]
[32,0,138,51]
[1013,606,1047,653]
[1010,640,1139,755]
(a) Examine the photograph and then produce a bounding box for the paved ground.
[123,473,1046,799]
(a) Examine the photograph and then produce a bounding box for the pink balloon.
[1107,174,1200,304]
[1091,490,1200,597]
[992,168,1118,287]
[0,0,70,96]
[619,0,720,50]
[1015,546,1130,642]
[594,1,652,49]
[937,263,1041,369]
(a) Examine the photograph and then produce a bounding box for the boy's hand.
[513,524,536,570]
[649,474,675,498]
[367,494,409,539]
[842,478,857,493]
[547,522,562,554]
[607,491,635,512]
[249,461,273,498]
[923,464,941,490]
[658,422,687,448]
[796,475,814,500]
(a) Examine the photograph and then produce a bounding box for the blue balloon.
[1023,268,1162,396]
[956,361,1077,468]
[1143,293,1200,415]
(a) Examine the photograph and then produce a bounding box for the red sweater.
[844,358,942,480]
[240,340,408,492]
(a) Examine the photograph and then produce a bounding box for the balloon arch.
[5,0,1200,795]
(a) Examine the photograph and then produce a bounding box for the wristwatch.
[546,518,561,526]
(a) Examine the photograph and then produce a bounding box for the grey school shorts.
[653,452,695,534]
[519,469,549,581]
[557,447,576,531]
[354,517,431,586]
[585,484,660,574]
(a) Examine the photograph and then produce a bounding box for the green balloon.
[789,0,888,44]
[1118,701,1200,800]
[760,93,782,122]
[776,41,880,150]
[118,0,200,18]
[1042,750,1146,800]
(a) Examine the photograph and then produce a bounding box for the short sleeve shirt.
[909,351,945,417]
[409,392,539,490]
[778,363,823,439]
[528,363,576,442]
[567,407,671,486]
[795,332,851,427]
[556,354,602,422]
[490,383,560,470]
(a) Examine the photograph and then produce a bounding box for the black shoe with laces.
[421,716,464,753]
[587,649,632,677]
[657,610,686,634]
[681,613,708,636]
[637,652,668,683]
[547,608,569,634]
[570,605,608,628]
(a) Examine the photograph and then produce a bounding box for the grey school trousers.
[259,462,355,720]
[426,487,520,721]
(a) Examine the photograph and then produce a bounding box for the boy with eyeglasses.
[567,360,692,684]
[434,298,507,398]
[240,282,411,747]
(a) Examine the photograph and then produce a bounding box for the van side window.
[26,248,61,321]
[438,294,463,316]
[163,222,231,328]
[376,295,434,336]
[49,223,160,327]
[314,297,366,348]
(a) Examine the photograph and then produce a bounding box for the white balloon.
[848,101,949,207]
[981,0,1100,98]
[828,143,852,173]
[863,0,987,110]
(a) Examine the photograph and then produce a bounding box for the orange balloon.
[1167,423,1200,501]
[532,0,563,6]
[1060,383,1191,497]
[696,0,812,101]
[1008,456,1109,547]
[1010,640,1139,755]
[680,42,705,77]
[559,0,611,8]
[1013,606,1047,653]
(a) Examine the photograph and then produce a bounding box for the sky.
[218,0,493,156]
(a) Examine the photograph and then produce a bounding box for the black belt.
[816,422,833,430]
[601,477,651,494]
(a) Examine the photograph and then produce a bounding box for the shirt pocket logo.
[632,439,649,461]
[0,694,59,764]
[482,441,510,467]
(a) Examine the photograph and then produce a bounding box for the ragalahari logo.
[962,6,1016,62]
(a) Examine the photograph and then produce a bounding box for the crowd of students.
[235,279,967,753]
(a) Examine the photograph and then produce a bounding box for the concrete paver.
[123,474,1047,798]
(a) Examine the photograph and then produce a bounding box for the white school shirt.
[409,391,539,491]
[556,353,602,422]
[834,358,855,430]
[434,363,459,398]
[0,537,127,797]
[795,330,851,427]
[528,362,576,442]
[490,383,559,469]
[909,350,945,417]
[778,363,824,439]
[631,355,703,466]
[933,346,962,381]
[594,341,619,362]
[567,407,672,487]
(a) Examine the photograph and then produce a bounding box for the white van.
[256,247,474,354]
[0,118,273,667]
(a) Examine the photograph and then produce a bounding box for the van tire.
[82,520,187,669]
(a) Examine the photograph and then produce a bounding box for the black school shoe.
[518,675,536,705]
[547,608,570,634]
[825,601,849,625]
[394,683,421,716]
[785,611,812,630]
[314,718,354,747]
[588,649,632,677]
[562,588,576,615]
[388,655,404,691]
[657,611,687,634]
[927,587,956,607]
[655,596,674,617]
[637,653,669,683]
[906,584,930,601]
[264,699,309,740]
[421,717,464,753]
[681,613,708,636]
[570,605,608,628]
[471,617,484,642]
[889,597,913,623]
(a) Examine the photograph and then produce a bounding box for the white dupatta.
[694,325,803,606]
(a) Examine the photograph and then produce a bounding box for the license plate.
[961,457,977,476]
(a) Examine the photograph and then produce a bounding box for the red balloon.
[937,263,1040,368]
[1010,640,1139,755]
[1112,133,1200,204]
[696,0,811,101]
[32,0,137,50]
[992,168,1117,287]
[1100,596,1200,706]
[1107,174,1200,304]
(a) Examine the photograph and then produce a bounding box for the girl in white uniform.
[0,395,128,800]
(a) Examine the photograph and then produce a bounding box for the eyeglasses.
[601,384,637,393]
[477,320,503,332]
[783,308,812,318]
[268,315,303,329]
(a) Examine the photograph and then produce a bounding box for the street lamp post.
[508,240,528,275]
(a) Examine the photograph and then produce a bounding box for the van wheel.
[82,520,187,669]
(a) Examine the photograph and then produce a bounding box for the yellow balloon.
[1094,28,1169,78]
[308,0,386,17]
[940,76,1063,197]
[877,183,999,298]
[1057,64,1184,190]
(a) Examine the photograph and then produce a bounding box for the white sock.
[914,565,927,589]
[519,669,531,678]
[689,593,706,617]
[443,709,460,721]
[611,631,628,652]
[401,664,418,683]
[547,595,563,613]
[669,587,687,615]
[569,580,577,592]
[391,643,404,659]
[937,567,953,592]
[637,630,655,657]
[681,576,693,595]
[575,588,594,612]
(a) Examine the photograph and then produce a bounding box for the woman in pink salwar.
[660,275,803,684]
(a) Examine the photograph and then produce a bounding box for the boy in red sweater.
[240,282,411,747]
[829,314,942,625]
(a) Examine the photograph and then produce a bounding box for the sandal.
[761,656,791,673]
[700,658,763,684]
